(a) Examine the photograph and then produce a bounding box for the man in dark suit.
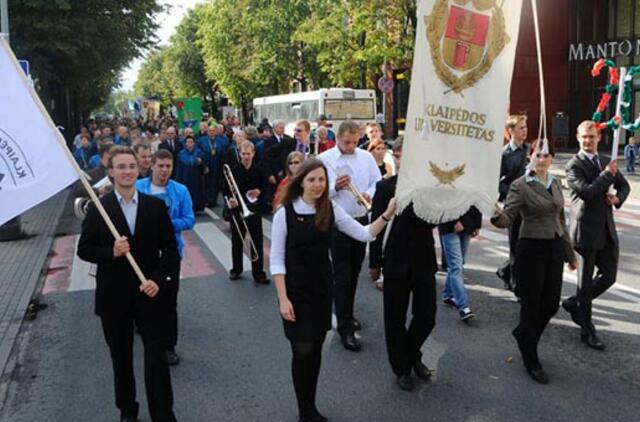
[78,146,180,422]
[158,126,183,178]
[369,138,437,391]
[563,120,630,350]
[496,115,529,294]
[267,120,295,181]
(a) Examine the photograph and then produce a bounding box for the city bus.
[252,88,377,135]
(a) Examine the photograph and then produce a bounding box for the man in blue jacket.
[137,148,195,366]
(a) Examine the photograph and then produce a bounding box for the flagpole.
[0,37,148,286]
[611,67,626,162]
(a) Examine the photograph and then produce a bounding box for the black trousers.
[289,334,326,417]
[383,274,436,376]
[512,238,564,371]
[497,214,522,290]
[167,263,181,349]
[101,308,176,422]
[572,234,618,333]
[230,213,266,279]
[331,221,367,335]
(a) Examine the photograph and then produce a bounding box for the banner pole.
[611,67,627,162]
[0,37,147,285]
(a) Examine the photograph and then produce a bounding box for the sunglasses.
[289,160,302,165]
[294,128,305,133]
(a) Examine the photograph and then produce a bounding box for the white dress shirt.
[318,147,381,218]
[270,198,375,276]
[115,189,139,235]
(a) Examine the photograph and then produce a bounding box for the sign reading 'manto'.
[569,39,640,61]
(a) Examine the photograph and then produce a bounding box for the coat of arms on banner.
[426,0,509,93]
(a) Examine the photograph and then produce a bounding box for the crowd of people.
[74,112,630,422]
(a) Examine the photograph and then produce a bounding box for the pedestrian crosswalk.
[42,197,640,296]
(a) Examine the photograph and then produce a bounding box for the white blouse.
[270,198,375,276]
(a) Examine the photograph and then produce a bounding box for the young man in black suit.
[562,120,630,350]
[78,146,180,422]
[496,115,529,294]
[369,138,437,391]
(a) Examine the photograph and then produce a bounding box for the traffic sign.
[378,76,394,93]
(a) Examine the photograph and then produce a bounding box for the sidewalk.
[551,152,640,199]
[0,189,69,378]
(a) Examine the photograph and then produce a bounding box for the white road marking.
[194,222,250,274]
[68,237,96,292]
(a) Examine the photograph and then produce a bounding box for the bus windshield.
[323,99,375,120]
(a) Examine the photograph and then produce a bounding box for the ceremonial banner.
[396,0,523,222]
[0,38,78,226]
[176,97,203,131]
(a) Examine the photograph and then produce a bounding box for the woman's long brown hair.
[279,158,332,231]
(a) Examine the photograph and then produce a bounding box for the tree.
[164,4,214,106]
[134,47,180,105]
[295,0,416,88]
[10,0,162,129]
[197,0,328,119]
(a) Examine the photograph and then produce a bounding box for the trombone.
[222,164,260,262]
[323,161,372,211]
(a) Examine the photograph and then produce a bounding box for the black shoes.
[396,374,414,391]
[166,348,180,366]
[581,331,605,350]
[527,368,550,384]
[561,298,580,326]
[254,277,270,285]
[413,362,432,381]
[120,417,139,422]
[340,333,361,352]
[299,409,328,422]
[229,271,242,281]
[496,269,513,291]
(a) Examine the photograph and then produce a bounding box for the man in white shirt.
[318,120,381,351]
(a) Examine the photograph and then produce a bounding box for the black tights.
[290,335,325,417]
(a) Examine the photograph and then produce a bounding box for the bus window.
[324,99,375,120]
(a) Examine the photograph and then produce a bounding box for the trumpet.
[323,162,372,211]
[223,164,259,262]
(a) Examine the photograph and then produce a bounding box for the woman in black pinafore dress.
[270,158,396,422]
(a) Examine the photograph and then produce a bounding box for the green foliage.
[165,4,212,99]
[94,90,137,118]
[134,47,180,105]
[10,0,163,116]
[132,0,417,110]
[295,0,416,87]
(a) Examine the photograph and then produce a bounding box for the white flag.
[0,38,79,226]
[396,0,523,223]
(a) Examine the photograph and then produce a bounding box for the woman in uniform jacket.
[491,139,577,385]
[270,158,396,422]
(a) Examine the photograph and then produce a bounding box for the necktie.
[592,155,601,171]
[297,143,304,153]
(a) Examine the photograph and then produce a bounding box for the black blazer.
[565,151,630,250]
[268,136,296,178]
[369,176,437,280]
[498,143,528,202]
[158,139,183,178]
[77,191,180,320]
[158,139,183,156]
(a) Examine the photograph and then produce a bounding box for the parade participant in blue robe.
[74,135,95,170]
[176,135,205,212]
[198,125,229,207]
